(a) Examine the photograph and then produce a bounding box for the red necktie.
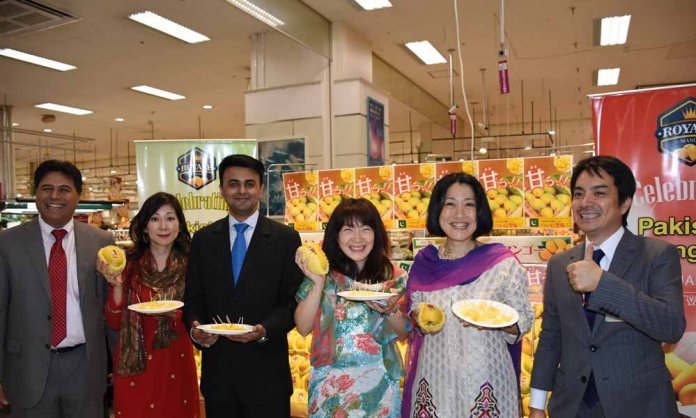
[49,229,68,347]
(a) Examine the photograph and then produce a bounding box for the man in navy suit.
[184,154,303,417]
[530,156,685,418]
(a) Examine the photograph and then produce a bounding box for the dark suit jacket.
[0,219,113,408]
[183,214,303,405]
[531,229,685,418]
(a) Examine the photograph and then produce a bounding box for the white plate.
[197,323,254,336]
[337,290,394,301]
[127,300,184,314]
[452,299,519,328]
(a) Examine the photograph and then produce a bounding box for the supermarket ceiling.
[1,0,695,165]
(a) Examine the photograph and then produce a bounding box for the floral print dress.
[296,265,409,418]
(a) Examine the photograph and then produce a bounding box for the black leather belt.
[51,343,85,354]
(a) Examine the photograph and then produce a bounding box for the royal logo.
[655,97,696,166]
[176,148,217,189]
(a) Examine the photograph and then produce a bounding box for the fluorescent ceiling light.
[548,130,556,135]
[0,48,76,71]
[223,0,284,27]
[131,85,186,100]
[596,68,621,86]
[12,123,19,127]
[479,147,488,154]
[405,41,447,65]
[600,15,631,46]
[35,103,93,116]
[43,129,52,133]
[128,11,210,44]
[115,117,124,122]
[354,0,392,10]
[202,105,213,110]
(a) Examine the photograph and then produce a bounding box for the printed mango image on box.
[283,171,319,231]
[393,163,435,229]
[355,165,394,227]
[478,158,525,229]
[524,156,573,229]
[434,160,478,181]
[316,168,355,225]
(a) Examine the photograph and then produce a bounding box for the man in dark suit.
[529,156,686,418]
[0,160,113,417]
[184,154,303,417]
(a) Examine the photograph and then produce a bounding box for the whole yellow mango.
[416,302,446,333]
[98,245,126,275]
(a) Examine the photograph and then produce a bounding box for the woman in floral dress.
[402,173,533,418]
[295,198,411,417]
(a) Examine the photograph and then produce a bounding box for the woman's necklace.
[438,241,478,260]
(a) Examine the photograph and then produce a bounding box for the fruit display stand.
[288,329,311,417]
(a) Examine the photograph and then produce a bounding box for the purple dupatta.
[401,242,515,418]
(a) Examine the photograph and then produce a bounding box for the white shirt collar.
[38,216,74,236]
[586,226,624,266]
[228,210,259,231]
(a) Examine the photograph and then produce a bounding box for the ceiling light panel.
[354,0,392,10]
[405,41,447,65]
[131,85,186,100]
[223,0,284,27]
[128,11,210,43]
[0,48,76,71]
[600,15,631,46]
[596,68,621,86]
[35,103,93,115]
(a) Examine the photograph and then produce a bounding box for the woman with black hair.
[97,192,199,418]
[402,173,533,418]
[294,198,409,417]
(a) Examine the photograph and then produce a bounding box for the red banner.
[591,84,696,413]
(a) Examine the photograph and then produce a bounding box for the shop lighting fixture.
[43,129,52,133]
[548,130,556,135]
[405,41,446,65]
[0,48,76,71]
[115,117,124,122]
[128,11,210,44]
[202,105,213,110]
[223,0,284,27]
[12,123,19,127]
[354,0,392,10]
[596,68,621,86]
[479,147,488,154]
[131,85,185,100]
[600,15,631,46]
[35,103,93,116]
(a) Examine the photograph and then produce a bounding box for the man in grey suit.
[0,160,113,417]
[529,156,686,418]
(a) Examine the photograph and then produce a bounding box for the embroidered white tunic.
[409,257,533,418]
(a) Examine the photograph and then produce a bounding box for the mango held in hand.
[298,241,329,275]
[416,302,446,333]
[98,245,126,275]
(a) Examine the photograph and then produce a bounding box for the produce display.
[520,303,545,417]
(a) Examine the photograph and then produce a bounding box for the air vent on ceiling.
[0,0,79,37]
